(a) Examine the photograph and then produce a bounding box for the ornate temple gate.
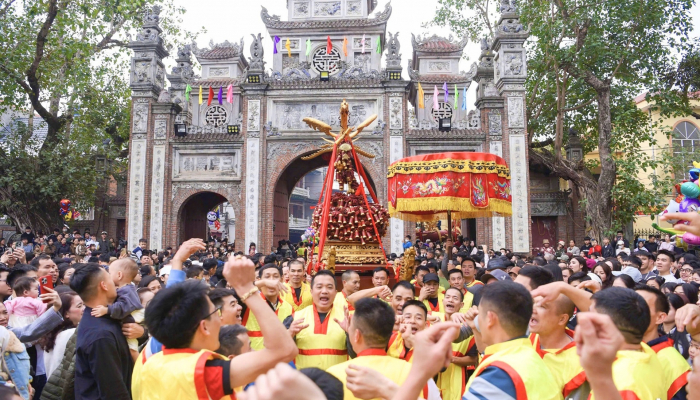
[124,1,533,254]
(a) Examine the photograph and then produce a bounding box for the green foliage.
[432,0,695,235]
[0,0,199,231]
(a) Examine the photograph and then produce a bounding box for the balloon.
[681,182,700,199]
[659,199,681,224]
[59,199,71,216]
[679,197,700,213]
[207,211,218,222]
[683,232,700,246]
[690,168,700,181]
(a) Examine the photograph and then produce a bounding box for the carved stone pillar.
[493,1,530,253]
[474,42,506,251]
[126,6,168,249]
[166,45,195,125]
[149,103,180,251]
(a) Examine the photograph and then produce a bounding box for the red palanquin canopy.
[387,152,512,222]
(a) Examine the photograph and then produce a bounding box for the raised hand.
[576,280,601,294]
[675,304,700,336]
[377,285,392,300]
[530,282,568,304]
[346,364,397,399]
[39,286,62,311]
[660,212,700,237]
[223,256,256,294]
[173,238,206,264]
[333,305,351,332]
[237,362,324,400]
[410,323,459,379]
[574,312,624,400]
[288,318,308,337]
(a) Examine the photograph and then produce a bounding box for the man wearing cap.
[612,267,643,284]
[542,239,555,257]
[97,231,110,254]
[555,241,566,260]
[417,273,444,314]
[616,240,631,255]
[481,269,512,285]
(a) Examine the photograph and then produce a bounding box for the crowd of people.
[1,215,700,400]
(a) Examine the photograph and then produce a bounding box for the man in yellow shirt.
[334,270,361,312]
[461,257,483,290]
[528,293,584,398]
[446,269,474,311]
[589,287,666,399]
[134,252,297,400]
[372,267,390,288]
[284,259,312,311]
[387,300,428,362]
[433,287,478,400]
[636,286,689,399]
[327,298,415,400]
[461,281,562,400]
[292,270,348,370]
[243,264,294,350]
[418,273,444,314]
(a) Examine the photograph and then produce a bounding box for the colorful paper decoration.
[443,82,449,103]
[198,86,202,105]
[362,34,366,53]
[417,83,425,109]
[273,36,280,54]
[343,37,348,57]
[285,38,291,57]
[306,39,312,56]
[326,36,332,54]
[376,36,382,53]
[185,84,191,102]
[217,87,223,105]
[454,84,459,109]
[433,85,439,110]
[207,87,214,106]
[226,84,233,104]
[462,86,468,110]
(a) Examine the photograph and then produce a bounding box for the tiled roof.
[193,78,242,87]
[197,47,240,60]
[172,133,244,143]
[406,128,484,138]
[411,34,468,53]
[262,3,391,30]
[192,39,245,61]
[0,117,48,145]
[410,74,473,84]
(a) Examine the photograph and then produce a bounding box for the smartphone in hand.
[39,275,53,302]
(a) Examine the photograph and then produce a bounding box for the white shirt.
[659,274,680,284]
[43,328,76,378]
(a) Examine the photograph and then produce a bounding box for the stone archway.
[178,191,229,243]
[272,151,378,247]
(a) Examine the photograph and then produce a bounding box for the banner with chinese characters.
[387,152,512,222]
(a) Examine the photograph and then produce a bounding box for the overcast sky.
[171,0,482,73]
[170,0,700,105]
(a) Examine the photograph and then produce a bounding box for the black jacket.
[74,309,132,400]
[601,244,615,258]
